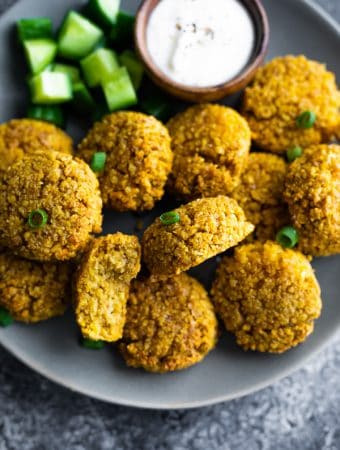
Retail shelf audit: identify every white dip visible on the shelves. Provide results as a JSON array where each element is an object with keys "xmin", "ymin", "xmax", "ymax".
[{"xmin": 146, "ymin": 0, "xmax": 255, "ymax": 87}]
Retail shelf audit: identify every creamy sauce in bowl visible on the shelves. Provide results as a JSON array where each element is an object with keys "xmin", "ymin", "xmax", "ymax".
[{"xmin": 146, "ymin": 0, "xmax": 255, "ymax": 88}]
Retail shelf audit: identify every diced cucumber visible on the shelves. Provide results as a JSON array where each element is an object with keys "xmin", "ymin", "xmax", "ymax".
[
  {"xmin": 58, "ymin": 11, "xmax": 104, "ymax": 60},
  {"xmin": 81, "ymin": 48, "xmax": 119, "ymax": 87},
  {"xmin": 27, "ymin": 104, "xmax": 65, "ymax": 128},
  {"xmin": 29, "ymin": 72, "xmax": 73, "ymax": 104},
  {"xmin": 102, "ymin": 67, "xmax": 137, "ymax": 111},
  {"xmin": 85, "ymin": 0, "xmax": 120, "ymax": 28},
  {"xmin": 109, "ymin": 11, "xmax": 135, "ymax": 47},
  {"xmin": 17, "ymin": 18, "xmax": 53, "ymax": 42},
  {"xmin": 72, "ymin": 82, "xmax": 96, "ymax": 115},
  {"xmin": 119, "ymin": 50, "xmax": 143, "ymax": 90},
  {"xmin": 53, "ymin": 63, "xmax": 80, "ymax": 83},
  {"xmin": 23, "ymin": 39, "xmax": 57, "ymax": 74}
]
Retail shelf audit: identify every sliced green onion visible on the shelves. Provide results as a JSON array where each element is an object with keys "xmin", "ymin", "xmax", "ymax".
[
  {"xmin": 27, "ymin": 209, "xmax": 49, "ymax": 228},
  {"xmin": 81, "ymin": 337, "xmax": 104, "ymax": 349},
  {"xmin": 90, "ymin": 152, "xmax": 107, "ymax": 172},
  {"xmin": 296, "ymin": 111, "xmax": 316, "ymax": 129},
  {"xmin": 276, "ymin": 226, "xmax": 299, "ymax": 249},
  {"xmin": 286, "ymin": 146, "xmax": 303, "ymax": 162},
  {"xmin": 0, "ymin": 306, "xmax": 14, "ymax": 327},
  {"xmin": 160, "ymin": 211, "xmax": 180, "ymax": 226}
]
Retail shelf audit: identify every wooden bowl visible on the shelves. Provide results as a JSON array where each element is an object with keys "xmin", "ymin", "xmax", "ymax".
[{"xmin": 134, "ymin": 0, "xmax": 270, "ymax": 102}]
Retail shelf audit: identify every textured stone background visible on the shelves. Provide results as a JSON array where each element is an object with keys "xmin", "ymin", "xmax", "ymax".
[{"xmin": 0, "ymin": 1, "xmax": 340, "ymax": 449}]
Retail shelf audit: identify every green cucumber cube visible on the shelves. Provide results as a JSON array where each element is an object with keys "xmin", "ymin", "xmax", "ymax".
[
  {"xmin": 119, "ymin": 50, "xmax": 143, "ymax": 90},
  {"xmin": 53, "ymin": 63, "xmax": 81, "ymax": 83},
  {"xmin": 81, "ymin": 48, "xmax": 120, "ymax": 87},
  {"xmin": 23, "ymin": 39, "xmax": 57, "ymax": 74},
  {"xmin": 109, "ymin": 11, "xmax": 134, "ymax": 47},
  {"xmin": 29, "ymin": 72, "xmax": 73, "ymax": 104},
  {"xmin": 102, "ymin": 67, "xmax": 137, "ymax": 111},
  {"xmin": 27, "ymin": 105, "xmax": 65, "ymax": 128},
  {"xmin": 85, "ymin": 0, "xmax": 121, "ymax": 28},
  {"xmin": 58, "ymin": 11, "xmax": 104, "ymax": 60},
  {"xmin": 17, "ymin": 18, "xmax": 53, "ymax": 42}
]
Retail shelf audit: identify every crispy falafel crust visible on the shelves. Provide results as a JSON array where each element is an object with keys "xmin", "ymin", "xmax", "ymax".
[
  {"xmin": 0, "ymin": 151, "xmax": 102, "ymax": 261},
  {"xmin": 167, "ymin": 104, "xmax": 251, "ymax": 199},
  {"xmin": 77, "ymin": 111, "xmax": 173, "ymax": 212},
  {"xmin": 241, "ymin": 55, "xmax": 340, "ymax": 153},
  {"xmin": 211, "ymin": 242, "xmax": 322, "ymax": 353},
  {"xmin": 119, "ymin": 273, "xmax": 218, "ymax": 373},
  {"xmin": 0, "ymin": 251, "xmax": 70, "ymax": 323},
  {"xmin": 0, "ymin": 119, "xmax": 73, "ymax": 172},
  {"xmin": 74, "ymin": 233, "xmax": 141, "ymax": 342},
  {"xmin": 284, "ymin": 144, "xmax": 340, "ymax": 256},
  {"xmin": 232, "ymin": 153, "xmax": 289, "ymax": 241},
  {"xmin": 142, "ymin": 196, "xmax": 254, "ymax": 277}
]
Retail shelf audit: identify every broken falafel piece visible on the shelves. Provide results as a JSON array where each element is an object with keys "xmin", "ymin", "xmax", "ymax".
[{"xmin": 74, "ymin": 233, "xmax": 141, "ymax": 342}]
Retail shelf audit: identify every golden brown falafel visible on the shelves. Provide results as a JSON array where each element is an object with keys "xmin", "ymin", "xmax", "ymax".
[
  {"xmin": 242, "ymin": 55, "xmax": 340, "ymax": 153},
  {"xmin": 0, "ymin": 151, "xmax": 102, "ymax": 261},
  {"xmin": 211, "ymin": 241, "xmax": 322, "ymax": 353},
  {"xmin": 74, "ymin": 233, "xmax": 141, "ymax": 342},
  {"xmin": 232, "ymin": 153, "xmax": 289, "ymax": 241},
  {"xmin": 166, "ymin": 104, "xmax": 251, "ymax": 200},
  {"xmin": 0, "ymin": 119, "xmax": 73, "ymax": 172},
  {"xmin": 0, "ymin": 251, "xmax": 71, "ymax": 323},
  {"xmin": 284, "ymin": 144, "xmax": 340, "ymax": 256},
  {"xmin": 119, "ymin": 273, "xmax": 218, "ymax": 373},
  {"xmin": 142, "ymin": 196, "xmax": 254, "ymax": 277},
  {"xmin": 77, "ymin": 111, "xmax": 173, "ymax": 212}
]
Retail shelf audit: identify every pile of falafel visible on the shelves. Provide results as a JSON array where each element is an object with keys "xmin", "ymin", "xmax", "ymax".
[{"xmin": 0, "ymin": 55, "xmax": 339, "ymax": 373}]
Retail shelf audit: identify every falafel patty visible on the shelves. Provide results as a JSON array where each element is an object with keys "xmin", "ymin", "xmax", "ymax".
[
  {"xmin": 211, "ymin": 241, "xmax": 322, "ymax": 353},
  {"xmin": 232, "ymin": 153, "xmax": 289, "ymax": 241},
  {"xmin": 0, "ymin": 251, "xmax": 70, "ymax": 323},
  {"xmin": 166, "ymin": 104, "xmax": 251, "ymax": 200},
  {"xmin": 119, "ymin": 273, "xmax": 218, "ymax": 373},
  {"xmin": 284, "ymin": 144, "xmax": 340, "ymax": 256},
  {"xmin": 77, "ymin": 111, "xmax": 173, "ymax": 211},
  {"xmin": 74, "ymin": 233, "xmax": 141, "ymax": 342},
  {"xmin": 142, "ymin": 196, "xmax": 254, "ymax": 277},
  {"xmin": 242, "ymin": 55, "xmax": 340, "ymax": 153},
  {"xmin": 0, "ymin": 151, "xmax": 102, "ymax": 261},
  {"xmin": 0, "ymin": 119, "xmax": 73, "ymax": 172}
]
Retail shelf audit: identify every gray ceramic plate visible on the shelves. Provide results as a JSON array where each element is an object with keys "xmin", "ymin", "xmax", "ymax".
[{"xmin": 0, "ymin": 0, "xmax": 339, "ymax": 410}]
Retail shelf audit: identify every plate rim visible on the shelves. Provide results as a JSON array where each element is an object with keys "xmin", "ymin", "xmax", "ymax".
[{"xmin": 0, "ymin": 0, "xmax": 340, "ymax": 410}]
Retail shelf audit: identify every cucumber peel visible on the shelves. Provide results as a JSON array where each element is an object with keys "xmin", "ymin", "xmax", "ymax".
[
  {"xmin": 85, "ymin": 0, "xmax": 121, "ymax": 28},
  {"xmin": 17, "ymin": 18, "xmax": 53, "ymax": 42},
  {"xmin": 27, "ymin": 104, "xmax": 65, "ymax": 128}
]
